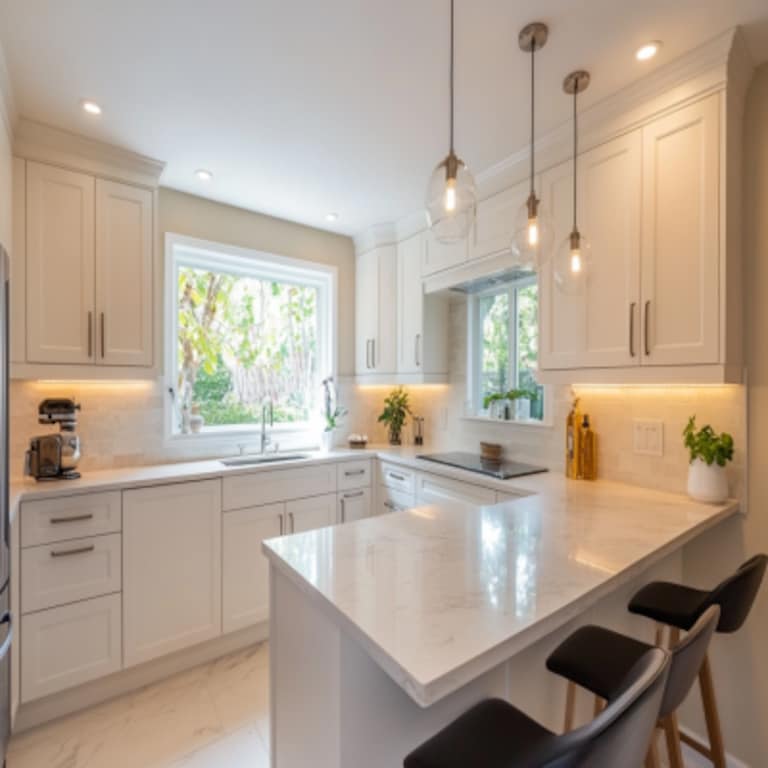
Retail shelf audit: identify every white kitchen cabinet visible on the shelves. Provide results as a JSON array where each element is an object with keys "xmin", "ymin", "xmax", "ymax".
[
  {"xmin": 378, "ymin": 485, "xmax": 415, "ymax": 516},
  {"xmin": 422, "ymin": 230, "xmax": 467, "ymax": 276},
  {"xmin": 26, "ymin": 162, "xmax": 95, "ymax": 364},
  {"xmin": 396, "ymin": 233, "xmax": 448, "ymax": 377},
  {"xmin": 123, "ymin": 479, "xmax": 222, "ymax": 667},
  {"xmin": 338, "ymin": 487, "xmax": 372, "ymax": 524},
  {"xmin": 21, "ymin": 593, "xmax": 122, "ymax": 703},
  {"xmin": 416, "ymin": 472, "xmax": 496, "ymax": 506},
  {"xmin": 355, "ymin": 244, "xmax": 397, "ymax": 377},
  {"xmin": 539, "ymin": 131, "xmax": 642, "ymax": 370},
  {"xmin": 469, "ymin": 180, "xmax": 529, "ymax": 262},
  {"xmin": 11, "ymin": 156, "xmax": 26, "ymax": 363},
  {"xmin": 286, "ymin": 493, "xmax": 337, "ymax": 534},
  {"xmin": 337, "ymin": 460, "xmax": 372, "ymax": 491},
  {"xmin": 640, "ymin": 94, "xmax": 720, "ymax": 365},
  {"xmin": 95, "ymin": 179, "xmax": 153, "ymax": 366},
  {"xmin": 223, "ymin": 504, "xmax": 283, "ymax": 633},
  {"xmin": 379, "ymin": 461, "xmax": 417, "ymax": 496}
]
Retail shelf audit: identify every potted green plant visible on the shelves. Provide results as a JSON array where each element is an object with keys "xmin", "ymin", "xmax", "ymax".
[
  {"xmin": 378, "ymin": 386, "xmax": 412, "ymax": 445},
  {"xmin": 483, "ymin": 388, "xmax": 538, "ymax": 420},
  {"xmin": 683, "ymin": 416, "xmax": 734, "ymax": 503}
]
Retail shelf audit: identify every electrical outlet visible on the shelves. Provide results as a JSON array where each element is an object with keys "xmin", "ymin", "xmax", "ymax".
[{"xmin": 633, "ymin": 419, "xmax": 664, "ymax": 456}]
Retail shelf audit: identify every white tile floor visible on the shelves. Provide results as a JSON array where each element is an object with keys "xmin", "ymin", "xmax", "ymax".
[{"xmin": 7, "ymin": 642, "xmax": 271, "ymax": 768}]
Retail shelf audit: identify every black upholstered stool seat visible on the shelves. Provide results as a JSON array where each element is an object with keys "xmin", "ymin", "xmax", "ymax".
[
  {"xmin": 628, "ymin": 582, "xmax": 710, "ymax": 631},
  {"xmin": 403, "ymin": 698, "xmax": 553, "ymax": 768},
  {"xmin": 546, "ymin": 625, "xmax": 654, "ymax": 702}
]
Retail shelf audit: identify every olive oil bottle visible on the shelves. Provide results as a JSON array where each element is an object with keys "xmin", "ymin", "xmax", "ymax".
[
  {"xmin": 579, "ymin": 414, "xmax": 598, "ymax": 481},
  {"xmin": 565, "ymin": 397, "xmax": 582, "ymax": 478}
]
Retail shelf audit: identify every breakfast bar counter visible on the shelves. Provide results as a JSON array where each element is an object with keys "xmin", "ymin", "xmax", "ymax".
[{"xmin": 262, "ymin": 475, "xmax": 739, "ymax": 768}]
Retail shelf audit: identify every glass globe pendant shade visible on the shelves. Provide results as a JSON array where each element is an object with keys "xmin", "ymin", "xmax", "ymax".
[
  {"xmin": 511, "ymin": 193, "xmax": 554, "ymax": 271},
  {"xmin": 553, "ymin": 230, "xmax": 592, "ymax": 296},
  {"xmin": 425, "ymin": 151, "xmax": 477, "ymax": 244}
]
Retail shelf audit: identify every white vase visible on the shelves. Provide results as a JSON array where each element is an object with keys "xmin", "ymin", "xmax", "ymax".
[
  {"xmin": 687, "ymin": 458, "xmax": 729, "ymax": 503},
  {"xmin": 320, "ymin": 430, "xmax": 335, "ymax": 453}
]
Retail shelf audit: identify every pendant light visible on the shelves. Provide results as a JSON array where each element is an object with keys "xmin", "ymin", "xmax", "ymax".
[
  {"xmin": 425, "ymin": 0, "xmax": 477, "ymax": 244},
  {"xmin": 511, "ymin": 22, "xmax": 553, "ymax": 271},
  {"xmin": 554, "ymin": 70, "xmax": 591, "ymax": 295}
]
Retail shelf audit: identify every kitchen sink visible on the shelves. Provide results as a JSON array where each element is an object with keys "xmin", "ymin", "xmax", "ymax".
[{"xmin": 220, "ymin": 453, "xmax": 311, "ymax": 467}]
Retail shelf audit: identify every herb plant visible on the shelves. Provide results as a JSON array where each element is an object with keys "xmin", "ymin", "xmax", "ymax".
[
  {"xmin": 683, "ymin": 416, "xmax": 734, "ymax": 467},
  {"xmin": 483, "ymin": 388, "xmax": 539, "ymax": 411},
  {"xmin": 378, "ymin": 387, "xmax": 412, "ymax": 445}
]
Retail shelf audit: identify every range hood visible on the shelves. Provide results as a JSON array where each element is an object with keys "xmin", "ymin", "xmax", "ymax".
[
  {"xmin": 449, "ymin": 266, "xmax": 535, "ymax": 294},
  {"xmin": 424, "ymin": 248, "xmax": 535, "ymax": 295}
]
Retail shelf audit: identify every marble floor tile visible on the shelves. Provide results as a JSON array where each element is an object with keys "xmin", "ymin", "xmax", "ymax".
[{"xmin": 7, "ymin": 642, "xmax": 271, "ymax": 768}]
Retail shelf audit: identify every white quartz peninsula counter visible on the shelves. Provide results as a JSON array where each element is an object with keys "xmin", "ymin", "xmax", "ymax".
[{"xmin": 262, "ymin": 475, "xmax": 738, "ymax": 768}]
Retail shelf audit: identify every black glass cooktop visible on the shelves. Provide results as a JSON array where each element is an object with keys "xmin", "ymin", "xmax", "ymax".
[{"xmin": 417, "ymin": 452, "xmax": 548, "ymax": 480}]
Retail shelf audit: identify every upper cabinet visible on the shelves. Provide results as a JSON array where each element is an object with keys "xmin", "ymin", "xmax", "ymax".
[
  {"xmin": 422, "ymin": 230, "xmax": 467, "ymax": 276},
  {"xmin": 469, "ymin": 180, "xmax": 528, "ymax": 262}
]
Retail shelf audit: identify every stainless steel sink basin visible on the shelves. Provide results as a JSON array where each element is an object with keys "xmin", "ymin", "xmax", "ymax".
[{"xmin": 220, "ymin": 453, "xmax": 310, "ymax": 467}]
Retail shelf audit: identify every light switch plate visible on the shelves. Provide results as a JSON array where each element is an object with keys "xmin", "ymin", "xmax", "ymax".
[{"xmin": 633, "ymin": 419, "xmax": 664, "ymax": 456}]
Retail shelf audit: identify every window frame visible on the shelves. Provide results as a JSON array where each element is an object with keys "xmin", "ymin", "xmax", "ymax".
[
  {"xmin": 164, "ymin": 232, "xmax": 338, "ymax": 445},
  {"xmin": 466, "ymin": 275, "xmax": 551, "ymax": 427}
]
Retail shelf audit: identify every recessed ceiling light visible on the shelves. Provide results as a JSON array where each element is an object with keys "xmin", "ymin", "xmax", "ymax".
[
  {"xmin": 325, "ymin": 212, "xmax": 339, "ymax": 222},
  {"xmin": 195, "ymin": 169, "xmax": 213, "ymax": 181},
  {"xmin": 81, "ymin": 99, "xmax": 102, "ymax": 115},
  {"xmin": 636, "ymin": 41, "xmax": 662, "ymax": 61}
]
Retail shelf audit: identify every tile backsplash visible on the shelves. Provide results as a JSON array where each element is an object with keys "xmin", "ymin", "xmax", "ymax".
[{"xmin": 10, "ymin": 295, "xmax": 746, "ymax": 499}]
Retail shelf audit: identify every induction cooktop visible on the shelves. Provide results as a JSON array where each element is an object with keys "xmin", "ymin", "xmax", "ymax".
[{"xmin": 417, "ymin": 452, "xmax": 548, "ymax": 480}]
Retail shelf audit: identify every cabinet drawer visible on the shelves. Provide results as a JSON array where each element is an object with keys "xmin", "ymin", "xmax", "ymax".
[
  {"xmin": 22, "ymin": 534, "xmax": 121, "ymax": 614},
  {"xmin": 416, "ymin": 472, "xmax": 496, "ymax": 506},
  {"xmin": 21, "ymin": 593, "xmax": 122, "ymax": 703},
  {"xmin": 337, "ymin": 460, "xmax": 372, "ymax": 491},
  {"xmin": 21, "ymin": 491, "xmax": 122, "ymax": 547},
  {"xmin": 378, "ymin": 485, "xmax": 416, "ymax": 515},
  {"xmin": 379, "ymin": 462, "xmax": 416, "ymax": 495},
  {"xmin": 223, "ymin": 464, "xmax": 337, "ymax": 511}
]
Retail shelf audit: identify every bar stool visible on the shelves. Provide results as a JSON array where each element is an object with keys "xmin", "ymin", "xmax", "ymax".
[
  {"xmin": 628, "ymin": 554, "xmax": 767, "ymax": 768},
  {"xmin": 546, "ymin": 605, "xmax": 720, "ymax": 768},
  {"xmin": 403, "ymin": 647, "xmax": 669, "ymax": 768}
]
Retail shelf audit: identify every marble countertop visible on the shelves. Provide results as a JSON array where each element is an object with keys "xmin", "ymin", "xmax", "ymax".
[{"xmin": 262, "ymin": 475, "xmax": 739, "ymax": 707}]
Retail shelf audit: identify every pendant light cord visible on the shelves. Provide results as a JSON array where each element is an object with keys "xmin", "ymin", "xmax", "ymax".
[
  {"xmin": 572, "ymin": 84, "xmax": 578, "ymax": 232},
  {"xmin": 530, "ymin": 46, "xmax": 535, "ymax": 195},
  {"xmin": 449, "ymin": 0, "xmax": 455, "ymax": 153}
]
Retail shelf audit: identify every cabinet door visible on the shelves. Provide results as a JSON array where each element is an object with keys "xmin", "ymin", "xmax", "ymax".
[
  {"xmin": 123, "ymin": 479, "xmax": 222, "ymax": 667},
  {"xmin": 26, "ymin": 162, "xmax": 95, "ymax": 364},
  {"xmin": 378, "ymin": 485, "xmax": 415, "ymax": 515},
  {"xmin": 338, "ymin": 488, "xmax": 372, "ymax": 524},
  {"xmin": 96, "ymin": 180, "xmax": 153, "ymax": 366},
  {"xmin": 422, "ymin": 230, "xmax": 467, "ymax": 276},
  {"xmin": 416, "ymin": 472, "xmax": 496, "ymax": 506},
  {"xmin": 286, "ymin": 493, "xmax": 336, "ymax": 534},
  {"xmin": 641, "ymin": 94, "xmax": 720, "ymax": 365},
  {"xmin": 11, "ymin": 157, "xmax": 26, "ymax": 363},
  {"xmin": 539, "ymin": 132, "xmax": 642, "ymax": 369},
  {"xmin": 397, "ymin": 233, "xmax": 424, "ymax": 374},
  {"xmin": 222, "ymin": 504, "xmax": 283, "ymax": 633},
  {"xmin": 355, "ymin": 248, "xmax": 378, "ymax": 374},
  {"xmin": 469, "ymin": 181, "xmax": 528, "ymax": 262}
]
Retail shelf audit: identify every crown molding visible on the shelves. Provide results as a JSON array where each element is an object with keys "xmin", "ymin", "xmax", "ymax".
[
  {"xmin": 354, "ymin": 26, "xmax": 743, "ymax": 248},
  {"xmin": 353, "ymin": 221, "xmax": 398, "ymax": 256},
  {"xmin": 0, "ymin": 39, "xmax": 17, "ymax": 141},
  {"xmin": 14, "ymin": 118, "xmax": 165, "ymax": 188}
]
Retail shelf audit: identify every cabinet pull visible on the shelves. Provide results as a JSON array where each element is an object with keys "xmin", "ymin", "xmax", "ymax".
[
  {"xmin": 340, "ymin": 497, "xmax": 346, "ymax": 523},
  {"xmin": 383, "ymin": 500, "xmax": 402, "ymax": 512},
  {"xmin": 366, "ymin": 339, "xmax": 371, "ymax": 369},
  {"xmin": 344, "ymin": 469, "xmax": 366, "ymax": 477},
  {"xmin": 415, "ymin": 333, "xmax": 421, "ymax": 367},
  {"xmin": 87, "ymin": 311, "xmax": 93, "ymax": 358},
  {"xmin": 629, "ymin": 303, "xmax": 636, "ymax": 357},
  {"xmin": 100, "ymin": 312, "xmax": 106, "ymax": 358},
  {"xmin": 644, "ymin": 301, "xmax": 651, "ymax": 356},
  {"xmin": 388, "ymin": 472, "xmax": 406, "ymax": 482},
  {"xmin": 343, "ymin": 490, "xmax": 365, "ymax": 499},
  {"xmin": 288, "ymin": 512, "xmax": 295, "ymax": 533},
  {"xmin": 371, "ymin": 339, "xmax": 376, "ymax": 369},
  {"xmin": 50, "ymin": 544, "xmax": 95, "ymax": 558},
  {"xmin": 279, "ymin": 513, "xmax": 284, "ymax": 536},
  {"xmin": 50, "ymin": 513, "xmax": 94, "ymax": 524}
]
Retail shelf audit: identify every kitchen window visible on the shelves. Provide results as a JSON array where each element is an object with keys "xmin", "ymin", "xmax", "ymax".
[
  {"xmin": 469, "ymin": 276, "xmax": 546, "ymax": 423},
  {"xmin": 165, "ymin": 234, "xmax": 336, "ymax": 441}
]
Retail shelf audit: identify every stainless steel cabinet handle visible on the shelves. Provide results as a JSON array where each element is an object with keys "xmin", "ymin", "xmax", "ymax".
[
  {"xmin": 344, "ymin": 469, "xmax": 366, "ymax": 477},
  {"xmin": 343, "ymin": 490, "xmax": 365, "ymax": 499},
  {"xmin": 365, "ymin": 339, "xmax": 371, "ymax": 369},
  {"xmin": 644, "ymin": 301, "xmax": 651, "ymax": 356},
  {"xmin": 87, "ymin": 311, "xmax": 93, "ymax": 357},
  {"xmin": 340, "ymin": 498, "xmax": 346, "ymax": 523},
  {"xmin": 288, "ymin": 512, "xmax": 295, "ymax": 533},
  {"xmin": 629, "ymin": 302, "xmax": 636, "ymax": 358},
  {"xmin": 371, "ymin": 339, "xmax": 376, "ymax": 368},
  {"xmin": 388, "ymin": 472, "xmax": 406, "ymax": 482},
  {"xmin": 50, "ymin": 513, "xmax": 94, "ymax": 524},
  {"xmin": 50, "ymin": 544, "xmax": 95, "ymax": 558},
  {"xmin": 383, "ymin": 501, "xmax": 402, "ymax": 512},
  {"xmin": 279, "ymin": 513, "xmax": 284, "ymax": 536},
  {"xmin": 415, "ymin": 334, "xmax": 421, "ymax": 367},
  {"xmin": 100, "ymin": 312, "xmax": 106, "ymax": 358}
]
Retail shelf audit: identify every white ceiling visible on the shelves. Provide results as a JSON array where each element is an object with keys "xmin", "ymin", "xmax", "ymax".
[{"xmin": 1, "ymin": 0, "xmax": 767, "ymax": 237}]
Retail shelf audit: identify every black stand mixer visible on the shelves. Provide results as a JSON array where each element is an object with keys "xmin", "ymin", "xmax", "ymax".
[{"xmin": 24, "ymin": 399, "xmax": 82, "ymax": 480}]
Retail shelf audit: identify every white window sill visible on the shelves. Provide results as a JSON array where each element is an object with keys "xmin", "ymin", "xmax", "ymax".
[{"xmin": 460, "ymin": 414, "xmax": 553, "ymax": 430}]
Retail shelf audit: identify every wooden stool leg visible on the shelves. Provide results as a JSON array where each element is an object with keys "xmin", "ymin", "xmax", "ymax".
[
  {"xmin": 654, "ymin": 622, "xmax": 665, "ymax": 647},
  {"xmin": 699, "ymin": 653, "xmax": 727, "ymax": 768},
  {"xmin": 593, "ymin": 695, "xmax": 604, "ymax": 717},
  {"xmin": 645, "ymin": 727, "xmax": 661, "ymax": 768},
  {"xmin": 564, "ymin": 681, "xmax": 576, "ymax": 732},
  {"xmin": 663, "ymin": 714, "xmax": 685, "ymax": 768}
]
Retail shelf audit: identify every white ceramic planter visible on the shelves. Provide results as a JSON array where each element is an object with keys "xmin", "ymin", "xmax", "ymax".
[
  {"xmin": 320, "ymin": 430, "xmax": 335, "ymax": 452},
  {"xmin": 687, "ymin": 458, "xmax": 729, "ymax": 503}
]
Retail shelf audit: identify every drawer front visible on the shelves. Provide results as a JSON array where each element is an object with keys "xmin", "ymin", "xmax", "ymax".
[
  {"xmin": 21, "ymin": 491, "xmax": 122, "ymax": 547},
  {"xmin": 337, "ymin": 487, "xmax": 372, "ymax": 524},
  {"xmin": 379, "ymin": 462, "xmax": 416, "ymax": 495},
  {"xmin": 22, "ymin": 534, "xmax": 122, "ymax": 614},
  {"xmin": 337, "ymin": 460, "xmax": 372, "ymax": 491},
  {"xmin": 378, "ymin": 485, "xmax": 416, "ymax": 515},
  {"xmin": 21, "ymin": 593, "xmax": 122, "ymax": 703},
  {"xmin": 417, "ymin": 472, "xmax": 496, "ymax": 506},
  {"xmin": 223, "ymin": 464, "xmax": 337, "ymax": 511}
]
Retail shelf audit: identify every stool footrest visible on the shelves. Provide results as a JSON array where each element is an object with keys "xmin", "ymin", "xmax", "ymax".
[{"xmin": 679, "ymin": 730, "xmax": 713, "ymax": 760}]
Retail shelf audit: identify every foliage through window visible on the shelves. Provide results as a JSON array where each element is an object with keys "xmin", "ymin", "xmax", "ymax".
[
  {"xmin": 474, "ymin": 277, "xmax": 544, "ymax": 421},
  {"xmin": 167, "ymin": 237, "xmax": 334, "ymax": 436}
]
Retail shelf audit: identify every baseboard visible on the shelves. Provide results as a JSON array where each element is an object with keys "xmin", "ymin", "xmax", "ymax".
[
  {"xmin": 677, "ymin": 725, "xmax": 751, "ymax": 768},
  {"xmin": 13, "ymin": 622, "xmax": 268, "ymax": 733}
]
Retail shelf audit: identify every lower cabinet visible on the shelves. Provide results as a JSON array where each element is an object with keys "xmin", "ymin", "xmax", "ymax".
[
  {"xmin": 286, "ymin": 494, "xmax": 337, "ymax": 534},
  {"xmin": 21, "ymin": 593, "xmax": 121, "ymax": 703},
  {"xmin": 123, "ymin": 479, "xmax": 222, "ymax": 668},
  {"xmin": 222, "ymin": 504, "xmax": 283, "ymax": 634},
  {"xmin": 337, "ymin": 487, "xmax": 372, "ymax": 523},
  {"xmin": 416, "ymin": 472, "xmax": 497, "ymax": 506},
  {"xmin": 378, "ymin": 485, "xmax": 415, "ymax": 515}
]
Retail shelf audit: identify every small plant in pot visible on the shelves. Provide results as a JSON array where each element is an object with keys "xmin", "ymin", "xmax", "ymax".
[
  {"xmin": 378, "ymin": 386, "xmax": 411, "ymax": 446},
  {"xmin": 683, "ymin": 416, "xmax": 734, "ymax": 503},
  {"xmin": 483, "ymin": 388, "xmax": 538, "ymax": 421}
]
